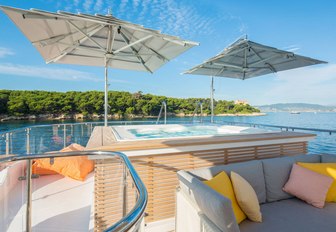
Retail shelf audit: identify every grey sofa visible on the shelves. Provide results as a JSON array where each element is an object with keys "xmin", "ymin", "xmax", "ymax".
[{"xmin": 176, "ymin": 154, "xmax": 336, "ymax": 232}]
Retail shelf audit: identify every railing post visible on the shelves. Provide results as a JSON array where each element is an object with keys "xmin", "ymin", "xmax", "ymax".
[
  {"xmin": 122, "ymin": 164, "xmax": 128, "ymax": 216},
  {"xmin": 26, "ymin": 159, "xmax": 33, "ymax": 232},
  {"xmin": 164, "ymin": 101, "xmax": 167, "ymax": 125},
  {"xmin": 10, "ymin": 133, "xmax": 13, "ymax": 154},
  {"xmin": 26, "ymin": 128, "xmax": 30, "ymax": 154},
  {"xmin": 200, "ymin": 103, "xmax": 203, "ymax": 123},
  {"xmin": 5, "ymin": 133, "xmax": 9, "ymax": 155},
  {"xmin": 63, "ymin": 124, "xmax": 66, "ymax": 148},
  {"xmin": 87, "ymin": 123, "xmax": 91, "ymax": 136}
]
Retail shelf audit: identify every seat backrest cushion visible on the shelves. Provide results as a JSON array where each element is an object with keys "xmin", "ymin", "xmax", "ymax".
[
  {"xmin": 189, "ymin": 160, "xmax": 267, "ymax": 203},
  {"xmin": 262, "ymin": 154, "xmax": 321, "ymax": 202}
]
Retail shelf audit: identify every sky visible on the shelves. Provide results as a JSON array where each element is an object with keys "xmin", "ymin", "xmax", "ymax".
[{"xmin": 0, "ymin": 0, "xmax": 335, "ymax": 105}]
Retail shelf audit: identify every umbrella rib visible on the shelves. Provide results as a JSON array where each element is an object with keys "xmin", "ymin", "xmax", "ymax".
[
  {"xmin": 46, "ymin": 24, "xmax": 105, "ymax": 63},
  {"xmin": 65, "ymin": 54, "xmax": 141, "ymax": 63},
  {"xmin": 106, "ymin": 25, "xmax": 114, "ymax": 54},
  {"xmin": 118, "ymin": 28, "xmax": 153, "ymax": 73},
  {"xmin": 32, "ymin": 24, "xmax": 99, "ymax": 47},
  {"xmin": 214, "ymin": 66, "xmax": 227, "ymax": 76},
  {"xmin": 59, "ymin": 42, "xmax": 151, "ymax": 56},
  {"xmin": 113, "ymin": 35, "xmax": 153, "ymax": 55},
  {"xmin": 248, "ymin": 54, "xmax": 280, "ymax": 67},
  {"xmin": 244, "ymin": 47, "xmax": 247, "ymax": 68},
  {"xmin": 67, "ymin": 20, "xmax": 106, "ymax": 52},
  {"xmin": 214, "ymin": 45, "xmax": 248, "ymax": 60},
  {"xmin": 105, "ymin": 25, "xmax": 114, "ymax": 66},
  {"xmin": 249, "ymin": 47, "xmax": 263, "ymax": 60},
  {"xmin": 109, "ymin": 27, "xmax": 116, "ymax": 54},
  {"xmin": 58, "ymin": 42, "xmax": 105, "ymax": 54},
  {"xmin": 265, "ymin": 62, "xmax": 277, "ymax": 73},
  {"xmin": 212, "ymin": 62, "xmax": 244, "ymax": 70},
  {"xmin": 121, "ymin": 28, "xmax": 169, "ymax": 61}
]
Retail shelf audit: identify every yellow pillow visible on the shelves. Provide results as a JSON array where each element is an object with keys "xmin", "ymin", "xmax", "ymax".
[
  {"xmin": 231, "ymin": 172, "xmax": 262, "ymax": 222},
  {"xmin": 203, "ymin": 171, "xmax": 246, "ymax": 224},
  {"xmin": 297, "ymin": 162, "xmax": 336, "ymax": 202}
]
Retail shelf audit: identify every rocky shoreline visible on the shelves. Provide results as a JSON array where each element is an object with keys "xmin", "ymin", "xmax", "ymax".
[
  {"xmin": 216, "ymin": 112, "xmax": 266, "ymax": 117},
  {"xmin": 0, "ymin": 112, "xmax": 266, "ymax": 122}
]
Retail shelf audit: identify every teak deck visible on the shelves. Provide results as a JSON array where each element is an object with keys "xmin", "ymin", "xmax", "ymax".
[{"xmin": 93, "ymin": 131, "xmax": 315, "ymax": 230}]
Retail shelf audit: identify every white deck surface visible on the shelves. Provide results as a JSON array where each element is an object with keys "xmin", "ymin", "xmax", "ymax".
[{"xmin": 1, "ymin": 162, "xmax": 94, "ymax": 232}]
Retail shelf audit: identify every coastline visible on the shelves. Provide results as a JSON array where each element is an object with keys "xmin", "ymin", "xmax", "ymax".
[
  {"xmin": 0, "ymin": 112, "xmax": 266, "ymax": 122},
  {"xmin": 215, "ymin": 112, "xmax": 266, "ymax": 117}
]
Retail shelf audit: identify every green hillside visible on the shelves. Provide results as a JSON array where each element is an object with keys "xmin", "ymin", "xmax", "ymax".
[{"xmin": 0, "ymin": 90, "xmax": 260, "ymax": 118}]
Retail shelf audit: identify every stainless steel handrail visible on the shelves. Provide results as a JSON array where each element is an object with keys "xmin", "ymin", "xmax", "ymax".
[
  {"xmin": 0, "ymin": 151, "xmax": 148, "ymax": 232},
  {"xmin": 220, "ymin": 121, "xmax": 336, "ymax": 134},
  {"xmin": 156, "ymin": 101, "xmax": 167, "ymax": 124},
  {"xmin": 191, "ymin": 102, "xmax": 203, "ymax": 123}
]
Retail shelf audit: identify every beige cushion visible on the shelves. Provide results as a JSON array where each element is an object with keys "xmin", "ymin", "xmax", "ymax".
[{"xmin": 231, "ymin": 171, "xmax": 262, "ymax": 222}]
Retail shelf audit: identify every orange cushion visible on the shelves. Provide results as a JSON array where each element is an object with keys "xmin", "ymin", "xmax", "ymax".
[
  {"xmin": 34, "ymin": 156, "xmax": 94, "ymax": 181},
  {"xmin": 32, "ymin": 143, "xmax": 94, "ymax": 181},
  {"xmin": 60, "ymin": 143, "xmax": 85, "ymax": 152},
  {"xmin": 32, "ymin": 161, "xmax": 58, "ymax": 175}
]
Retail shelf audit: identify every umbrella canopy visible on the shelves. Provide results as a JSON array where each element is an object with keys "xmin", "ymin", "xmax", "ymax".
[
  {"xmin": 183, "ymin": 38, "xmax": 327, "ymax": 122},
  {"xmin": 184, "ymin": 38, "xmax": 326, "ymax": 79},
  {"xmin": 1, "ymin": 6, "xmax": 199, "ymax": 125}
]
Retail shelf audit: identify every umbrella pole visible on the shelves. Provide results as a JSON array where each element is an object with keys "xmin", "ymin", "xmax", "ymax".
[
  {"xmin": 104, "ymin": 64, "xmax": 108, "ymax": 127},
  {"xmin": 210, "ymin": 76, "xmax": 214, "ymax": 123}
]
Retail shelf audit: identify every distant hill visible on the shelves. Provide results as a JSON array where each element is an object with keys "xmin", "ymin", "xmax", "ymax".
[{"xmin": 256, "ymin": 103, "xmax": 336, "ymax": 112}]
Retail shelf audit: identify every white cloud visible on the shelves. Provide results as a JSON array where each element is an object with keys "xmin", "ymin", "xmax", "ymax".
[
  {"xmin": 0, "ymin": 47, "xmax": 14, "ymax": 58},
  {"xmin": 260, "ymin": 64, "xmax": 336, "ymax": 105},
  {"xmin": 132, "ymin": 0, "xmax": 141, "ymax": 9},
  {"xmin": 119, "ymin": 0, "xmax": 129, "ymax": 14},
  {"xmin": 73, "ymin": 0, "xmax": 80, "ymax": 7},
  {"xmin": 94, "ymin": 0, "xmax": 104, "ymax": 12},
  {"xmin": 0, "ymin": 63, "xmax": 131, "ymax": 84},
  {"xmin": 282, "ymin": 44, "xmax": 301, "ymax": 52},
  {"xmin": 83, "ymin": 0, "xmax": 94, "ymax": 12},
  {"xmin": 0, "ymin": 63, "xmax": 101, "ymax": 82},
  {"xmin": 57, "ymin": 0, "xmax": 227, "ymax": 39}
]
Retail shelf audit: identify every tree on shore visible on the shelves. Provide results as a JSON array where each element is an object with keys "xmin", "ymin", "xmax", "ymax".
[{"xmin": 0, "ymin": 90, "xmax": 260, "ymax": 117}]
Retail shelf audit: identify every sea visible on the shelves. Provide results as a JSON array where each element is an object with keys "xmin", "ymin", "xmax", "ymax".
[{"xmin": 1, "ymin": 112, "xmax": 336, "ymax": 154}]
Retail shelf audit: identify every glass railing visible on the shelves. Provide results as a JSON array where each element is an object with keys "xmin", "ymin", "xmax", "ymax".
[
  {"xmin": 0, "ymin": 122, "xmax": 99, "ymax": 155},
  {"xmin": 1, "ymin": 120, "xmax": 336, "ymax": 155},
  {"xmin": 0, "ymin": 120, "xmax": 196, "ymax": 156},
  {"xmin": 218, "ymin": 120, "xmax": 336, "ymax": 154},
  {"xmin": 0, "ymin": 151, "xmax": 147, "ymax": 232}
]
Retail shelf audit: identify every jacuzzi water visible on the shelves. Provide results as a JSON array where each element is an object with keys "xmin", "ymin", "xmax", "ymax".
[{"xmin": 111, "ymin": 124, "xmax": 272, "ymax": 141}]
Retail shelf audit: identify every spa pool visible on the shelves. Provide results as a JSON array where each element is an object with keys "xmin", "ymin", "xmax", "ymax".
[{"xmin": 111, "ymin": 124, "xmax": 272, "ymax": 141}]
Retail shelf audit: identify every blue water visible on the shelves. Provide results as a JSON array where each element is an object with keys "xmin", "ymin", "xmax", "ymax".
[
  {"xmin": 1, "ymin": 112, "xmax": 336, "ymax": 154},
  {"xmin": 128, "ymin": 126, "xmax": 221, "ymax": 139},
  {"xmin": 127, "ymin": 124, "xmax": 266, "ymax": 139}
]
